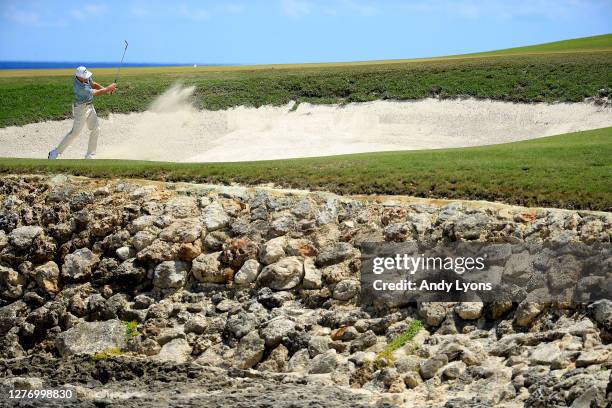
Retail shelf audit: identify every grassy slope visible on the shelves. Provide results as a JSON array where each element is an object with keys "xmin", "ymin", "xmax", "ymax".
[
  {"xmin": 464, "ymin": 33, "xmax": 612, "ymax": 56},
  {"xmin": 1, "ymin": 35, "xmax": 611, "ymax": 127},
  {"xmin": 1, "ymin": 128, "xmax": 610, "ymax": 211}
]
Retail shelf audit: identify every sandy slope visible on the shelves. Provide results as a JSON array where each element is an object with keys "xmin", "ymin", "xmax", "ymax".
[{"xmin": 0, "ymin": 85, "xmax": 610, "ymax": 162}]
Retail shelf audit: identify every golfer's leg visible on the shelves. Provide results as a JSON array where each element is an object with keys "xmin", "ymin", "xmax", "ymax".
[
  {"xmin": 85, "ymin": 106, "xmax": 100, "ymax": 156},
  {"xmin": 57, "ymin": 105, "xmax": 86, "ymax": 154}
]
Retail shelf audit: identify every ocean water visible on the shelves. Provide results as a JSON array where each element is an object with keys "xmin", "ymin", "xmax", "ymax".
[{"xmin": 0, "ymin": 61, "xmax": 223, "ymax": 70}]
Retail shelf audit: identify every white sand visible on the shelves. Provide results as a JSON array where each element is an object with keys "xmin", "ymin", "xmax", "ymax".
[{"xmin": 1, "ymin": 84, "xmax": 610, "ymax": 162}]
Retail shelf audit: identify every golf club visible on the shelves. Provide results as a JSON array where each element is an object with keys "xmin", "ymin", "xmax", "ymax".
[{"xmin": 114, "ymin": 40, "xmax": 129, "ymax": 84}]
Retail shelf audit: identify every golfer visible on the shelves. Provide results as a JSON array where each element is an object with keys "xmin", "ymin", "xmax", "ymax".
[{"xmin": 48, "ymin": 66, "xmax": 116, "ymax": 160}]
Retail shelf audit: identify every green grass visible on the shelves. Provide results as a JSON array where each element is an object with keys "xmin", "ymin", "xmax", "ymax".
[
  {"xmin": 371, "ymin": 320, "xmax": 424, "ymax": 369},
  {"xmin": 123, "ymin": 320, "xmax": 139, "ymax": 341},
  {"xmin": 1, "ymin": 48, "xmax": 611, "ymax": 127},
  {"xmin": 464, "ymin": 33, "xmax": 612, "ymax": 56},
  {"xmin": 1, "ymin": 127, "xmax": 610, "ymax": 211},
  {"xmin": 92, "ymin": 347, "xmax": 123, "ymax": 361}
]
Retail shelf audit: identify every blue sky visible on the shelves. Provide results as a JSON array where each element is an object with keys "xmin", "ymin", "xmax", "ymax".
[{"xmin": 0, "ymin": 0, "xmax": 610, "ymax": 64}]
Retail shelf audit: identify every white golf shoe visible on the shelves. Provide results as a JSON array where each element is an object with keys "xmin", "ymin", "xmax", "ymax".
[
  {"xmin": 47, "ymin": 149, "xmax": 59, "ymax": 160},
  {"xmin": 85, "ymin": 153, "xmax": 96, "ymax": 160}
]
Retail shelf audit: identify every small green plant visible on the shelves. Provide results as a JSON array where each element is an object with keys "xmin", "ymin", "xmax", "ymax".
[
  {"xmin": 92, "ymin": 347, "xmax": 123, "ymax": 361},
  {"xmin": 289, "ymin": 100, "xmax": 300, "ymax": 112},
  {"xmin": 371, "ymin": 319, "xmax": 423, "ymax": 368},
  {"xmin": 123, "ymin": 320, "xmax": 140, "ymax": 341}
]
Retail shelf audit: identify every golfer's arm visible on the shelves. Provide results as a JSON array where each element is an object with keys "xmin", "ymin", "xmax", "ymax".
[
  {"xmin": 92, "ymin": 87, "xmax": 111, "ymax": 97},
  {"xmin": 92, "ymin": 82, "xmax": 104, "ymax": 90}
]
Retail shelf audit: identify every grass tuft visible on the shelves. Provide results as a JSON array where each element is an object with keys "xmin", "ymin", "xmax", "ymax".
[
  {"xmin": 370, "ymin": 320, "xmax": 424, "ymax": 369},
  {"xmin": 123, "ymin": 320, "xmax": 140, "ymax": 341},
  {"xmin": 92, "ymin": 347, "xmax": 123, "ymax": 361}
]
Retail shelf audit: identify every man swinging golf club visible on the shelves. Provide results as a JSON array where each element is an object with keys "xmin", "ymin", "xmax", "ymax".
[{"xmin": 47, "ymin": 66, "xmax": 116, "ymax": 160}]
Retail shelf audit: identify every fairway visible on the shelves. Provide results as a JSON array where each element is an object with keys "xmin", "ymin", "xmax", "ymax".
[{"xmin": 1, "ymin": 127, "xmax": 610, "ymax": 211}]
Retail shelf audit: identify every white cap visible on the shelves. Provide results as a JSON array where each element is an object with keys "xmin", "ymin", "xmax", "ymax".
[{"xmin": 75, "ymin": 66, "xmax": 92, "ymax": 79}]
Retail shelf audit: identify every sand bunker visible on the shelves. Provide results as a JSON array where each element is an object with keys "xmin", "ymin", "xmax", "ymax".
[{"xmin": 1, "ymin": 84, "xmax": 610, "ymax": 162}]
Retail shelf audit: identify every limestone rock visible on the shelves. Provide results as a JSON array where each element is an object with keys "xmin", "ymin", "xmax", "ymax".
[
  {"xmin": 420, "ymin": 354, "xmax": 448, "ymax": 380},
  {"xmin": 55, "ymin": 320, "xmax": 127, "ymax": 356},
  {"xmin": 234, "ymin": 331, "xmax": 265, "ymax": 370},
  {"xmin": 309, "ymin": 349, "xmax": 338, "ymax": 374},
  {"xmin": 156, "ymin": 338, "xmax": 191, "ymax": 363},
  {"xmin": 260, "ymin": 318, "xmax": 296, "ymax": 348},
  {"xmin": 192, "ymin": 252, "xmax": 224, "ymax": 283},
  {"xmin": 61, "ymin": 248, "xmax": 99, "ymax": 280},
  {"xmin": 302, "ymin": 258, "xmax": 322, "ymax": 289},
  {"xmin": 32, "ymin": 261, "xmax": 60, "ymax": 294},
  {"xmin": 234, "ymin": 259, "xmax": 261, "ymax": 284},
  {"xmin": 287, "ymin": 349, "xmax": 310, "ymax": 372},
  {"xmin": 333, "ymin": 279, "xmax": 360, "ymax": 301},
  {"xmin": 202, "ymin": 202, "xmax": 230, "ymax": 231},
  {"xmin": 8, "ymin": 226, "xmax": 43, "ymax": 250},
  {"xmin": 259, "ymin": 237, "xmax": 286, "ymax": 265},
  {"xmin": 455, "ymin": 302, "xmax": 483, "ymax": 320},
  {"xmin": 257, "ymin": 257, "xmax": 304, "ymax": 290},
  {"xmin": 153, "ymin": 260, "xmax": 189, "ymax": 289},
  {"xmin": 159, "ymin": 219, "xmax": 202, "ymax": 243}
]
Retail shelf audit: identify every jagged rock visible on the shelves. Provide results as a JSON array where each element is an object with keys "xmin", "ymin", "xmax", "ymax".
[
  {"xmin": 529, "ymin": 343, "xmax": 561, "ymax": 365},
  {"xmin": 131, "ymin": 231, "xmax": 157, "ymax": 252},
  {"xmin": 350, "ymin": 331, "xmax": 377, "ymax": 353},
  {"xmin": 455, "ymin": 302, "xmax": 483, "ymax": 320},
  {"xmin": 270, "ymin": 215, "xmax": 296, "ymax": 237},
  {"xmin": 419, "ymin": 354, "xmax": 448, "ymax": 380},
  {"xmin": 308, "ymin": 336, "xmax": 330, "ymax": 357},
  {"xmin": 184, "ymin": 315, "xmax": 207, "ymax": 334},
  {"xmin": 403, "ymin": 371, "xmax": 422, "ymax": 389},
  {"xmin": 418, "ymin": 302, "xmax": 451, "ymax": 326},
  {"xmin": 159, "ymin": 219, "xmax": 202, "ymax": 243},
  {"xmin": 258, "ymin": 344, "xmax": 289, "ymax": 372},
  {"xmin": 575, "ymin": 349, "xmax": 609, "ymax": 367},
  {"xmin": 155, "ymin": 338, "xmax": 192, "ymax": 363},
  {"xmin": 226, "ymin": 312, "xmax": 257, "ymax": 339},
  {"xmin": 287, "ymin": 348, "xmax": 311, "ymax": 372},
  {"xmin": 515, "ymin": 300, "xmax": 546, "ymax": 327},
  {"xmin": 8, "ymin": 226, "xmax": 43, "ymax": 250},
  {"xmin": 257, "ymin": 257, "xmax": 304, "ymax": 290},
  {"xmin": 261, "ymin": 318, "xmax": 296, "ymax": 348},
  {"xmin": 588, "ymin": 299, "xmax": 612, "ymax": 330},
  {"xmin": 192, "ymin": 252, "xmax": 224, "ymax": 283},
  {"xmin": 315, "ymin": 242, "xmax": 356, "ymax": 267},
  {"xmin": 55, "ymin": 320, "xmax": 127, "ymax": 356},
  {"xmin": 234, "ymin": 259, "xmax": 261, "ymax": 284},
  {"xmin": 164, "ymin": 196, "xmax": 199, "ymax": 219},
  {"xmin": 302, "ymin": 258, "xmax": 322, "ymax": 289},
  {"xmin": 156, "ymin": 328, "xmax": 186, "ymax": 346},
  {"xmin": 234, "ymin": 330, "xmax": 265, "ymax": 369},
  {"xmin": 61, "ymin": 248, "xmax": 99, "ymax": 280},
  {"xmin": 259, "ymin": 237, "xmax": 286, "ymax": 265},
  {"xmin": 133, "ymin": 294, "xmax": 154, "ymax": 309},
  {"xmin": 201, "ymin": 202, "xmax": 230, "ymax": 231},
  {"xmin": 0, "ymin": 265, "xmax": 25, "ymax": 299},
  {"xmin": 0, "ymin": 300, "xmax": 27, "ymax": 335},
  {"xmin": 309, "ymin": 349, "xmax": 338, "ymax": 374},
  {"xmin": 153, "ymin": 260, "xmax": 189, "ymax": 289},
  {"xmin": 178, "ymin": 241, "xmax": 202, "ymax": 261},
  {"xmin": 115, "ymin": 246, "xmax": 135, "ymax": 261},
  {"xmin": 32, "ymin": 261, "xmax": 60, "ymax": 294},
  {"xmin": 0, "ymin": 231, "xmax": 8, "ymax": 250},
  {"xmin": 451, "ymin": 214, "xmax": 488, "ymax": 240},
  {"xmin": 333, "ymin": 279, "xmax": 360, "ymax": 301},
  {"xmin": 136, "ymin": 240, "xmax": 178, "ymax": 264},
  {"xmin": 114, "ymin": 258, "xmax": 147, "ymax": 281}
]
